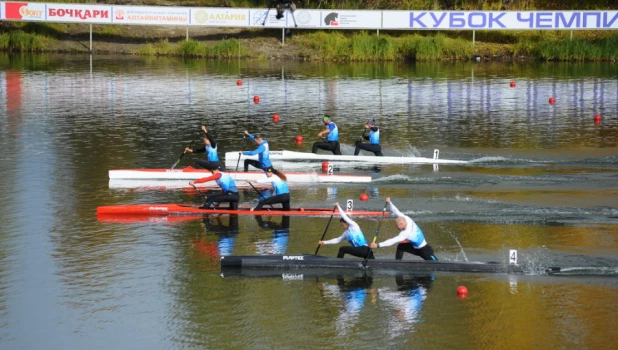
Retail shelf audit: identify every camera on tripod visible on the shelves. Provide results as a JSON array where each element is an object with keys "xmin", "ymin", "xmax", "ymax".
[
  {"xmin": 263, "ymin": 0, "xmax": 300, "ymax": 26},
  {"xmin": 273, "ymin": 0, "xmax": 296, "ymax": 19}
]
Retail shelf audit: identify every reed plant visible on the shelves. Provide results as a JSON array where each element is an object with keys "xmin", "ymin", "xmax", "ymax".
[
  {"xmin": 0, "ymin": 30, "xmax": 44, "ymax": 52},
  {"xmin": 514, "ymin": 35, "xmax": 618, "ymax": 61}
]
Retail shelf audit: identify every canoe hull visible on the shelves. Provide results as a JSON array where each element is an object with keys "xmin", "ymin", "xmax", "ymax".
[{"xmin": 220, "ymin": 255, "xmax": 525, "ymax": 274}]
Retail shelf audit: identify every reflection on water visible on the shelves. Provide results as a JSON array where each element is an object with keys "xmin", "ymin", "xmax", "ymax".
[{"xmin": 0, "ymin": 54, "xmax": 616, "ymax": 349}]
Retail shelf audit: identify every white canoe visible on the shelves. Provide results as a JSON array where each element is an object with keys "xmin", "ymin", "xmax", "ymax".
[
  {"xmin": 225, "ymin": 149, "xmax": 468, "ymax": 168},
  {"xmin": 108, "ymin": 167, "xmax": 371, "ymax": 183}
]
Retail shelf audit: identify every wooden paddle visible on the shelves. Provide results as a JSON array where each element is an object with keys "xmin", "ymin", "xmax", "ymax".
[
  {"xmin": 362, "ymin": 200, "xmax": 388, "ymax": 267},
  {"xmin": 314, "ymin": 204, "xmax": 338, "ymax": 255},
  {"xmin": 171, "ymin": 131, "xmax": 201, "ymax": 169}
]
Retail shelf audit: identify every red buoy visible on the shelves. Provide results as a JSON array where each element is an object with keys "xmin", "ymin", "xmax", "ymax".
[
  {"xmin": 457, "ymin": 286, "xmax": 468, "ymax": 298},
  {"xmin": 549, "ymin": 97, "xmax": 555, "ymax": 105},
  {"xmin": 236, "ymin": 80, "xmax": 243, "ymax": 86},
  {"xmin": 273, "ymin": 114, "xmax": 280, "ymax": 123},
  {"xmin": 359, "ymin": 193, "xmax": 369, "ymax": 201},
  {"xmin": 295, "ymin": 135, "xmax": 303, "ymax": 143},
  {"xmin": 510, "ymin": 81, "xmax": 516, "ymax": 88},
  {"xmin": 253, "ymin": 96, "xmax": 260, "ymax": 104},
  {"xmin": 594, "ymin": 114, "xmax": 601, "ymax": 123},
  {"xmin": 321, "ymin": 161, "xmax": 329, "ymax": 173}
]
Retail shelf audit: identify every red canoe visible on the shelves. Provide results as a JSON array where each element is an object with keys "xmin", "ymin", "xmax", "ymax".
[{"xmin": 96, "ymin": 204, "xmax": 388, "ymax": 217}]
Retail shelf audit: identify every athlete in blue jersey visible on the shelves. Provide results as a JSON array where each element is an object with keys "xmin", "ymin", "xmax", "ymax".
[
  {"xmin": 370, "ymin": 198, "xmax": 438, "ymax": 261},
  {"xmin": 184, "ymin": 125, "xmax": 223, "ymax": 170},
  {"xmin": 319, "ymin": 203, "xmax": 374, "ymax": 259},
  {"xmin": 248, "ymin": 168, "xmax": 290, "ymax": 211},
  {"xmin": 312, "ymin": 115, "xmax": 342, "ymax": 155},
  {"xmin": 240, "ymin": 130, "xmax": 275, "ymax": 172},
  {"xmin": 354, "ymin": 119, "xmax": 383, "ymax": 156},
  {"xmin": 190, "ymin": 164, "xmax": 240, "ymax": 210}
]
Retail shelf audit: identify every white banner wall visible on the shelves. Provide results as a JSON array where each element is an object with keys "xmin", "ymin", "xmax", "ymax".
[
  {"xmin": 46, "ymin": 3, "xmax": 112, "ymax": 23},
  {"xmin": 191, "ymin": 8, "xmax": 249, "ymax": 27},
  {"xmin": 0, "ymin": 3, "xmax": 616, "ymax": 30},
  {"xmin": 111, "ymin": 6, "xmax": 190, "ymax": 25},
  {"xmin": 320, "ymin": 10, "xmax": 382, "ymax": 29}
]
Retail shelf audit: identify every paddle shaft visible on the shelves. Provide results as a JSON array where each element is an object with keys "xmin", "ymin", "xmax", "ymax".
[
  {"xmin": 172, "ymin": 132, "xmax": 201, "ymax": 169},
  {"xmin": 191, "ymin": 183, "xmax": 205, "ymax": 196},
  {"xmin": 314, "ymin": 205, "xmax": 338, "ymax": 255},
  {"xmin": 235, "ymin": 135, "xmax": 250, "ymax": 171},
  {"xmin": 363, "ymin": 201, "xmax": 388, "ymax": 264},
  {"xmin": 247, "ymin": 181, "xmax": 266, "ymax": 201}
]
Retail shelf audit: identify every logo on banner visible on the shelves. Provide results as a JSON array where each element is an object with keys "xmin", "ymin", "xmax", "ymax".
[
  {"xmin": 253, "ymin": 11, "xmax": 268, "ymax": 25},
  {"xmin": 324, "ymin": 12, "xmax": 339, "ymax": 26},
  {"xmin": 296, "ymin": 11, "xmax": 311, "ymax": 25},
  {"xmin": 195, "ymin": 10, "xmax": 247, "ymax": 24},
  {"xmin": 115, "ymin": 10, "xmax": 125, "ymax": 20},
  {"xmin": 195, "ymin": 10, "xmax": 209, "ymax": 23},
  {"xmin": 5, "ymin": 2, "xmax": 44, "ymax": 20}
]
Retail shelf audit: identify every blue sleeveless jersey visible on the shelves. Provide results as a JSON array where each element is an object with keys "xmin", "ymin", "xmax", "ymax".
[
  {"xmin": 271, "ymin": 177, "xmax": 289, "ymax": 195},
  {"xmin": 244, "ymin": 135, "xmax": 272, "ymax": 168},
  {"xmin": 217, "ymin": 172, "xmax": 238, "ymax": 193},
  {"xmin": 345, "ymin": 227, "xmax": 368, "ymax": 247},
  {"xmin": 206, "ymin": 144, "xmax": 219, "ymax": 162},
  {"xmin": 368, "ymin": 129, "xmax": 380, "ymax": 144},
  {"xmin": 327, "ymin": 122, "xmax": 339, "ymax": 142}
]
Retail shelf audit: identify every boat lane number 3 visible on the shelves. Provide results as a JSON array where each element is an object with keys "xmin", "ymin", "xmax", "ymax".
[{"xmin": 346, "ymin": 199, "xmax": 353, "ymax": 211}]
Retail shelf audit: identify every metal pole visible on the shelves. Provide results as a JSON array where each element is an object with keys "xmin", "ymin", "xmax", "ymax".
[
  {"xmin": 282, "ymin": 28, "xmax": 285, "ymax": 45},
  {"xmin": 89, "ymin": 24, "xmax": 92, "ymax": 52},
  {"xmin": 377, "ymin": 29, "xmax": 379, "ymax": 36},
  {"xmin": 186, "ymin": 26, "xmax": 189, "ymax": 41},
  {"xmin": 570, "ymin": 30, "xmax": 573, "ymax": 40},
  {"xmin": 472, "ymin": 30, "xmax": 475, "ymax": 46}
]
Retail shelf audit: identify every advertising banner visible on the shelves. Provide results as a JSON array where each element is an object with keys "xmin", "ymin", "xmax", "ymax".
[
  {"xmin": 320, "ymin": 10, "xmax": 381, "ymax": 29},
  {"xmin": 248, "ymin": 8, "xmax": 286, "ymax": 28},
  {"xmin": 191, "ymin": 7, "xmax": 249, "ymax": 27},
  {"xmin": 47, "ymin": 3, "xmax": 111, "ymax": 23},
  {"xmin": 3, "ymin": 2, "xmax": 45, "ymax": 21},
  {"xmin": 112, "ymin": 6, "xmax": 189, "ymax": 25},
  {"xmin": 383, "ymin": 11, "xmax": 618, "ymax": 30}
]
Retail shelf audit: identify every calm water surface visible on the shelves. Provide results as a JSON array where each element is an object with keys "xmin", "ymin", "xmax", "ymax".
[{"xmin": 0, "ymin": 54, "xmax": 617, "ymax": 349}]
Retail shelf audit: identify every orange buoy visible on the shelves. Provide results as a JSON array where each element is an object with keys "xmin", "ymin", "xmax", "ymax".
[
  {"xmin": 359, "ymin": 193, "xmax": 369, "ymax": 201},
  {"xmin": 594, "ymin": 114, "xmax": 601, "ymax": 123},
  {"xmin": 273, "ymin": 114, "xmax": 280, "ymax": 123},
  {"xmin": 295, "ymin": 135, "xmax": 303, "ymax": 143},
  {"xmin": 236, "ymin": 80, "xmax": 243, "ymax": 86},
  {"xmin": 457, "ymin": 286, "xmax": 468, "ymax": 298},
  {"xmin": 253, "ymin": 96, "xmax": 260, "ymax": 104},
  {"xmin": 549, "ymin": 97, "xmax": 555, "ymax": 105},
  {"xmin": 321, "ymin": 161, "xmax": 329, "ymax": 173},
  {"xmin": 510, "ymin": 81, "xmax": 516, "ymax": 88}
]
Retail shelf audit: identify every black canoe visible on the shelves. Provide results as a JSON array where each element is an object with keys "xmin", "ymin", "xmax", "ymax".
[{"xmin": 220, "ymin": 254, "xmax": 527, "ymax": 274}]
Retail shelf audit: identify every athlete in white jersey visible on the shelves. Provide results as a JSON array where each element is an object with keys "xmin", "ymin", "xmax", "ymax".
[
  {"xmin": 319, "ymin": 203, "xmax": 374, "ymax": 259},
  {"xmin": 370, "ymin": 198, "xmax": 438, "ymax": 261}
]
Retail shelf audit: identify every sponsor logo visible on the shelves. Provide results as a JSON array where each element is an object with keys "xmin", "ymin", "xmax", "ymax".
[
  {"xmin": 269, "ymin": 151, "xmax": 283, "ymax": 155},
  {"xmin": 282, "ymin": 255, "xmax": 304, "ymax": 260},
  {"xmin": 296, "ymin": 11, "xmax": 312, "ymax": 25},
  {"xmin": 324, "ymin": 12, "xmax": 339, "ymax": 26},
  {"xmin": 195, "ymin": 10, "xmax": 247, "ymax": 24},
  {"xmin": 5, "ymin": 3, "xmax": 43, "ymax": 20},
  {"xmin": 282, "ymin": 273, "xmax": 304, "ymax": 280},
  {"xmin": 148, "ymin": 207, "xmax": 169, "ymax": 211},
  {"xmin": 165, "ymin": 169, "xmax": 183, "ymax": 172},
  {"xmin": 115, "ymin": 10, "xmax": 124, "ymax": 20},
  {"xmin": 252, "ymin": 10, "xmax": 268, "ymax": 25},
  {"xmin": 48, "ymin": 8, "xmax": 110, "ymax": 20}
]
